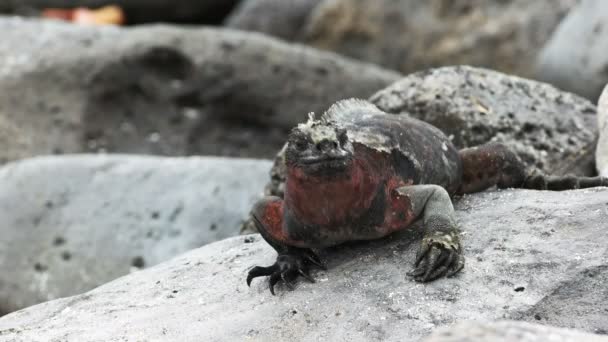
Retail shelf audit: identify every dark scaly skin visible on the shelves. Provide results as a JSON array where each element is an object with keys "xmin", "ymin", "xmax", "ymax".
[{"xmin": 247, "ymin": 99, "xmax": 608, "ymax": 294}]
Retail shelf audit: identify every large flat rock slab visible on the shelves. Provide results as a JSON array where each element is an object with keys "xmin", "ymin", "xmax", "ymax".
[
  {"xmin": 424, "ymin": 321, "xmax": 608, "ymax": 342},
  {"xmin": 1, "ymin": 188, "xmax": 606, "ymax": 340},
  {"xmin": 0, "ymin": 155, "xmax": 271, "ymax": 314}
]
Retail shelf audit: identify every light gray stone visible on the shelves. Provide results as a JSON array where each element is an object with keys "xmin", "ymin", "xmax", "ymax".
[
  {"xmin": 597, "ymin": 85, "xmax": 608, "ymax": 176},
  {"xmin": 1, "ymin": 188, "xmax": 607, "ymax": 340},
  {"xmin": 0, "ymin": 18, "xmax": 399, "ymax": 163},
  {"xmin": 0, "ymin": 155, "xmax": 271, "ymax": 314},
  {"xmin": 424, "ymin": 321, "xmax": 608, "ymax": 342},
  {"xmin": 535, "ymin": 0, "xmax": 608, "ymax": 101}
]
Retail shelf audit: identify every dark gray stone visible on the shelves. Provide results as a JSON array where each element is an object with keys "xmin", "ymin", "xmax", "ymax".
[
  {"xmin": 226, "ymin": 0, "xmax": 322, "ymax": 41},
  {"xmin": 371, "ymin": 66, "xmax": 598, "ymax": 176},
  {"xmin": 535, "ymin": 0, "xmax": 608, "ymax": 101},
  {"xmin": 0, "ymin": 155, "xmax": 271, "ymax": 314},
  {"xmin": 1, "ymin": 0, "xmax": 239, "ymax": 24},
  {"xmin": 424, "ymin": 321, "xmax": 608, "ymax": 342},
  {"xmin": 0, "ymin": 18, "xmax": 399, "ymax": 164},
  {"xmin": 0, "ymin": 188, "xmax": 607, "ymax": 340}
]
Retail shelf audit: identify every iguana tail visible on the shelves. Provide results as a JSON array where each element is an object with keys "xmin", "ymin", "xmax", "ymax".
[
  {"xmin": 458, "ymin": 142, "xmax": 608, "ymax": 194},
  {"xmin": 521, "ymin": 172, "xmax": 608, "ymax": 191}
]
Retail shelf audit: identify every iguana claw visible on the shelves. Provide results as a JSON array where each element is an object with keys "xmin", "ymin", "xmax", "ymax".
[
  {"xmin": 247, "ymin": 249, "xmax": 323, "ymax": 295},
  {"xmin": 407, "ymin": 232, "xmax": 464, "ymax": 282}
]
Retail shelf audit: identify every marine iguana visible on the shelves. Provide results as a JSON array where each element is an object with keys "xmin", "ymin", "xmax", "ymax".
[{"xmin": 247, "ymin": 99, "xmax": 608, "ymax": 294}]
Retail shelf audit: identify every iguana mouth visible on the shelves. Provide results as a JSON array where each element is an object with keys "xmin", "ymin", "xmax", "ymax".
[
  {"xmin": 299, "ymin": 155, "xmax": 349, "ymax": 165},
  {"xmin": 298, "ymin": 157, "xmax": 352, "ymax": 178}
]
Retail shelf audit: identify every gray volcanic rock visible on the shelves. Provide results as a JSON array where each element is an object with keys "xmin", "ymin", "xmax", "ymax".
[
  {"xmin": 228, "ymin": 0, "xmax": 577, "ymax": 77},
  {"xmin": 0, "ymin": 18, "xmax": 399, "ymax": 164},
  {"xmin": 596, "ymin": 85, "xmax": 608, "ymax": 177},
  {"xmin": 0, "ymin": 155, "xmax": 271, "ymax": 314},
  {"xmin": 535, "ymin": 0, "xmax": 608, "ymax": 101},
  {"xmin": 371, "ymin": 66, "xmax": 598, "ymax": 176},
  {"xmin": 0, "ymin": 188, "xmax": 607, "ymax": 340},
  {"xmin": 226, "ymin": 0, "xmax": 322, "ymax": 41},
  {"xmin": 1, "ymin": 0, "xmax": 239, "ymax": 24},
  {"xmin": 424, "ymin": 321, "xmax": 608, "ymax": 342}
]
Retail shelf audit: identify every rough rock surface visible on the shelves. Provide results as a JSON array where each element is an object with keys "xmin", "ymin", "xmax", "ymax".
[
  {"xmin": 535, "ymin": 0, "xmax": 608, "ymax": 101},
  {"xmin": 0, "ymin": 155, "xmax": 271, "ymax": 314},
  {"xmin": 228, "ymin": 0, "xmax": 577, "ymax": 77},
  {"xmin": 0, "ymin": 18, "xmax": 399, "ymax": 164},
  {"xmin": 226, "ymin": 0, "xmax": 322, "ymax": 41},
  {"xmin": 598, "ymin": 85, "xmax": 608, "ymax": 176},
  {"xmin": 424, "ymin": 321, "xmax": 608, "ymax": 342},
  {"xmin": 1, "ymin": 188, "xmax": 607, "ymax": 341},
  {"xmin": 0, "ymin": 0, "xmax": 239, "ymax": 24},
  {"xmin": 371, "ymin": 66, "xmax": 598, "ymax": 176}
]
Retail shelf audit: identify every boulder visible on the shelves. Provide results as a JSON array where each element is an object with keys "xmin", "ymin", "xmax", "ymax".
[
  {"xmin": 0, "ymin": 18, "xmax": 399, "ymax": 164},
  {"xmin": 1, "ymin": 0, "xmax": 240, "ymax": 24},
  {"xmin": 225, "ymin": 0, "xmax": 322, "ymax": 41},
  {"xmin": 227, "ymin": 0, "xmax": 577, "ymax": 77},
  {"xmin": 424, "ymin": 321, "xmax": 608, "ymax": 342},
  {"xmin": 1, "ymin": 188, "xmax": 607, "ymax": 340},
  {"xmin": 371, "ymin": 66, "xmax": 598, "ymax": 176},
  {"xmin": 0, "ymin": 155, "xmax": 271, "ymax": 314},
  {"xmin": 535, "ymin": 0, "xmax": 608, "ymax": 101},
  {"xmin": 598, "ymin": 85, "xmax": 608, "ymax": 176}
]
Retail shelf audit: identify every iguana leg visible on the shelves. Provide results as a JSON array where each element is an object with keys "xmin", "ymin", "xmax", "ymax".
[
  {"xmin": 458, "ymin": 143, "xmax": 527, "ymax": 194},
  {"xmin": 246, "ymin": 196, "xmax": 325, "ymax": 295},
  {"xmin": 458, "ymin": 142, "xmax": 608, "ymax": 193},
  {"xmin": 393, "ymin": 185, "xmax": 464, "ymax": 282}
]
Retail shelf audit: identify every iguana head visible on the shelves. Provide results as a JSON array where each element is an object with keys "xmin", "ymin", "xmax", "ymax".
[{"xmin": 284, "ymin": 113, "xmax": 354, "ymax": 178}]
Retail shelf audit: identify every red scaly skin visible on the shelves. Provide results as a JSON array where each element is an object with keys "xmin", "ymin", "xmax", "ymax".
[
  {"xmin": 257, "ymin": 145, "xmax": 418, "ymax": 247},
  {"xmin": 285, "ymin": 158, "xmax": 377, "ymax": 227},
  {"xmin": 255, "ymin": 199, "xmax": 289, "ymax": 244}
]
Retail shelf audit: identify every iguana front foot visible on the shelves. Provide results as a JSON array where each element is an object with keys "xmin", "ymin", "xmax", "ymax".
[
  {"xmin": 247, "ymin": 248, "xmax": 325, "ymax": 295},
  {"xmin": 407, "ymin": 232, "xmax": 464, "ymax": 282}
]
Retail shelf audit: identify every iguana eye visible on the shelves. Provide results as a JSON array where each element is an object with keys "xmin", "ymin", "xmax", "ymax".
[{"xmin": 294, "ymin": 139, "xmax": 308, "ymax": 151}]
